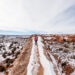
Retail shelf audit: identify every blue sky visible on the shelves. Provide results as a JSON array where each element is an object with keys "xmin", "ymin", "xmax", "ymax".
[{"xmin": 0, "ymin": 0, "xmax": 75, "ymax": 35}]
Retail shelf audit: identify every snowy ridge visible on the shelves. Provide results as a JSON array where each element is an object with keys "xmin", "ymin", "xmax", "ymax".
[
  {"xmin": 38, "ymin": 37, "xmax": 56, "ymax": 75},
  {"xmin": 27, "ymin": 38, "xmax": 39, "ymax": 75}
]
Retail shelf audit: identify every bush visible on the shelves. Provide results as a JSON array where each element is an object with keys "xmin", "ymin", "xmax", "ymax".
[
  {"xmin": 15, "ymin": 51, "xmax": 20, "ymax": 58},
  {"xmin": 8, "ymin": 53, "xmax": 11, "ymax": 56},
  {"xmin": 13, "ymin": 41, "xmax": 18, "ymax": 44},
  {"xmin": 0, "ymin": 45, "xmax": 3, "ymax": 48},
  {"xmin": 0, "ymin": 66, "xmax": 6, "ymax": 72},
  {"xmin": 2, "ymin": 52, "xmax": 7, "ymax": 58},
  {"xmin": 3, "ymin": 47, "xmax": 6, "ymax": 50},
  {"xmin": 64, "ymin": 44, "xmax": 69, "ymax": 48},
  {"xmin": 9, "ymin": 42, "xmax": 13, "ymax": 49},
  {"xmin": 63, "ymin": 49, "xmax": 69, "ymax": 53},
  {"xmin": 12, "ymin": 47, "xmax": 16, "ymax": 54},
  {"xmin": 59, "ymin": 48, "xmax": 63, "ymax": 51},
  {"xmin": 71, "ymin": 55, "xmax": 75, "ymax": 59},
  {"xmin": 6, "ymin": 58, "xmax": 14, "ymax": 67},
  {"xmin": 61, "ymin": 62, "xmax": 67, "ymax": 67}
]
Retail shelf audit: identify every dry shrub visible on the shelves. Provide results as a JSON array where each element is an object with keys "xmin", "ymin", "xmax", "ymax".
[
  {"xmin": 64, "ymin": 44, "xmax": 69, "ymax": 48},
  {"xmin": 71, "ymin": 55, "xmax": 75, "ymax": 59},
  {"xmin": 63, "ymin": 49, "xmax": 69, "ymax": 53},
  {"xmin": 59, "ymin": 48, "xmax": 63, "ymax": 51},
  {"xmin": 63, "ymin": 64, "xmax": 74, "ymax": 75},
  {"xmin": 0, "ymin": 65, "xmax": 6, "ymax": 72}
]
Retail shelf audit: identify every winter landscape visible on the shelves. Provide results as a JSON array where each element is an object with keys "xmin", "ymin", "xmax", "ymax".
[
  {"xmin": 0, "ymin": 34, "xmax": 75, "ymax": 75},
  {"xmin": 0, "ymin": 0, "xmax": 75, "ymax": 75}
]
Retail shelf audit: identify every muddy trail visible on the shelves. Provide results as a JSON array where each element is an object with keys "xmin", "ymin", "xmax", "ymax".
[{"xmin": 0, "ymin": 36, "xmax": 62, "ymax": 75}]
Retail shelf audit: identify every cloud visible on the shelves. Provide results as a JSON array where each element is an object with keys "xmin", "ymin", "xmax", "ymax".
[
  {"xmin": 0, "ymin": 0, "xmax": 75, "ymax": 34},
  {"xmin": 45, "ymin": 4, "xmax": 75, "ymax": 33}
]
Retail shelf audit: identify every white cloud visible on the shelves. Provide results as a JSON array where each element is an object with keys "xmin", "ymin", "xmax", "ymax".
[{"xmin": 0, "ymin": 0, "xmax": 75, "ymax": 34}]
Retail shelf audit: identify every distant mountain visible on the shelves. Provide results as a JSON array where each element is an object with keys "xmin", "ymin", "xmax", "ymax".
[
  {"xmin": 0, "ymin": 30, "xmax": 46, "ymax": 35},
  {"xmin": 0, "ymin": 30, "xmax": 27, "ymax": 35}
]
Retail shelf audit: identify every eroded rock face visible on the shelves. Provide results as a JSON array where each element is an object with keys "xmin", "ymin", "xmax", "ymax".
[{"xmin": 43, "ymin": 34, "xmax": 75, "ymax": 42}]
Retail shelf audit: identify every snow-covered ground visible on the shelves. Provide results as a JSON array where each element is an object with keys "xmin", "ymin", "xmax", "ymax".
[
  {"xmin": 38, "ymin": 37, "xmax": 56, "ymax": 75},
  {"xmin": 27, "ymin": 36, "xmax": 57, "ymax": 75},
  {"xmin": 44, "ymin": 35, "xmax": 75, "ymax": 75},
  {"xmin": 0, "ymin": 35, "xmax": 75, "ymax": 75},
  {"xmin": 0, "ymin": 35, "xmax": 28, "ymax": 74},
  {"xmin": 0, "ymin": 72, "xmax": 5, "ymax": 75},
  {"xmin": 27, "ymin": 38, "xmax": 40, "ymax": 75},
  {"xmin": 49, "ymin": 53, "xmax": 61, "ymax": 75}
]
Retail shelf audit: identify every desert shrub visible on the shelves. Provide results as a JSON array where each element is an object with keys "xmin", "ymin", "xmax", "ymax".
[
  {"xmin": 12, "ymin": 47, "xmax": 16, "ymax": 54},
  {"xmin": 6, "ymin": 58, "xmax": 14, "ymax": 67},
  {"xmin": 13, "ymin": 41, "xmax": 18, "ymax": 44},
  {"xmin": 9, "ymin": 42, "xmax": 13, "ymax": 49},
  {"xmin": 0, "ymin": 49, "xmax": 1, "ymax": 51},
  {"xmin": 7, "ymin": 53, "xmax": 11, "ymax": 56},
  {"xmin": 15, "ymin": 51, "xmax": 20, "ymax": 58},
  {"xmin": 2, "ymin": 52, "xmax": 7, "ymax": 58},
  {"xmin": 0, "ymin": 45, "xmax": 3, "ymax": 48},
  {"xmin": 71, "ymin": 55, "xmax": 75, "ymax": 59},
  {"xmin": 73, "ymin": 46, "xmax": 75, "ymax": 49},
  {"xmin": 0, "ymin": 66, "xmax": 6, "ymax": 72},
  {"xmin": 63, "ymin": 39, "xmax": 66, "ymax": 42},
  {"xmin": 3, "ymin": 47, "xmax": 6, "ymax": 50},
  {"xmin": 47, "ymin": 45, "xmax": 50, "ymax": 49},
  {"xmin": 61, "ymin": 62, "xmax": 67, "ymax": 67},
  {"xmin": 59, "ymin": 48, "xmax": 63, "ymax": 51},
  {"xmin": 49, "ymin": 42, "xmax": 53, "ymax": 45},
  {"xmin": 6, "ymin": 58, "xmax": 10, "ymax": 63},
  {"xmin": 63, "ymin": 49, "xmax": 69, "ymax": 53},
  {"xmin": 17, "ymin": 46, "xmax": 19, "ymax": 49},
  {"xmin": 64, "ymin": 64, "xmax": 74, "ymax": 75},
  {"xmin": 64, "ymin": 44, "xmax": 69, "ymax": 48}
]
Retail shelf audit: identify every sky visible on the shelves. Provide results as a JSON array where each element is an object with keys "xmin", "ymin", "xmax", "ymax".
[{"xmin": 0, "ymin": 0, "xmax": 75, "ymax": 35}]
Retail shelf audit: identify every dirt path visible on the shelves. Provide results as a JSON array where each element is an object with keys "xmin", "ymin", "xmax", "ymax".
[
  {"xmin": 31, "ymin": 46, "xmax": 43, "ymax": 75},
  {"xmin": 27, "ymin": 38, "xmax": 43, "ymax": 75},
  {"xmin": 32, "ymin": 46, "xmax": 43, "ymax": 75}
]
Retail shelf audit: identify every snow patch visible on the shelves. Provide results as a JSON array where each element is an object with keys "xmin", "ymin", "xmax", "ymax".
[
  {"xmin": 71, "ymin": 71, "xmax": 75, "ymax": 75},
  {"xmin": 0, "ymin": 55, "xmax": 5, "ymax": 63},
  {"xmin": 27, "ymin": 38, "xmax": 39, "ymax": 75},
  {"xmin": 38, "ymin": 37, "xmax": 56, "ymax": 75},
  {"xmin": 0, "ymin": 72, "xmax": 5, "ymax": 75},
  {"xmin": 49, "ymin": 53, "xmax": 61, "ymax": 75}
]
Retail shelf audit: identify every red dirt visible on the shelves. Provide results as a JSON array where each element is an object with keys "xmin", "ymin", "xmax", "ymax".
[{"xmin": 37, "ymin": 63, "xmax": 43, "ymax": 75}]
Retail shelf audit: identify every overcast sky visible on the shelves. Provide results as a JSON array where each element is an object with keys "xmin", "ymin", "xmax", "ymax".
[{"xmin": 0, "ymin": 0, "xmax": 75, "ymax": 34}]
